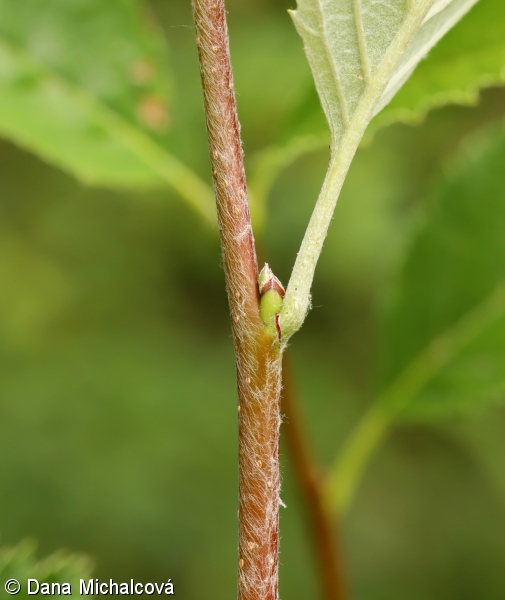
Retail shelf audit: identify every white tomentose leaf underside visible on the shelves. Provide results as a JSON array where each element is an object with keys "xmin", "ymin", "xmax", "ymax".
[
  {"xmin": 290, "ymin": 0, "xmax": 480, "ymax": 149},
  {"xmin": 281, "ymin": 0, "xmax": 480, "ymax": 341}
]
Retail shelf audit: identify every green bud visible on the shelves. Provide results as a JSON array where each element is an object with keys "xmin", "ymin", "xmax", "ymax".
[
  {"xmin": 258, "ymin": 264, "xmax": 285, "ymax": 337},
  {"xmin": 260, "ymin": 288, "xmax": 284, "ymax": 327}
]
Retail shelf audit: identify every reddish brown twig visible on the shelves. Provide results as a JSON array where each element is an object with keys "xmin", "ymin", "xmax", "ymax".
[
  {"xmin": 282, "ymin": 357, "xmax": 348, "ymax": 600},
  {"xmin": 192, "ymin": 2, "xmax": 283, "ymax": 599}
]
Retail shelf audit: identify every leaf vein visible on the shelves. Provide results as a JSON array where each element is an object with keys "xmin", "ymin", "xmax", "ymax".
[
  {"xmin": 353, "ymin": 0, "xmax": 372, "ymax": 80},
  {"xmin": 314, "ymin": 0, "xmax": 350, "ymax": 128}
]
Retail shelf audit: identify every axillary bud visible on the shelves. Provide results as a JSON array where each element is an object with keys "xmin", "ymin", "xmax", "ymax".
[{"xmin": 258, "ymin": 264, "xmax": 285, "ymax": 331}]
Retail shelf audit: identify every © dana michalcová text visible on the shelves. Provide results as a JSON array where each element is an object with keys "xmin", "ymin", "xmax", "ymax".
[{"xmin": 24, "ymin": 578, "xmax": 175, "ymax": 595}]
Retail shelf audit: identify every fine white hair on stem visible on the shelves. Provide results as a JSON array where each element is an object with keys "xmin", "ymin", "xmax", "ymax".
[
  {"xmin": 237, "ymin": 351, "xmax": 282, "ymax": 600},
  {"xmin": 193, "ymin": 1, "xmax": 283, "ymax": 598}
]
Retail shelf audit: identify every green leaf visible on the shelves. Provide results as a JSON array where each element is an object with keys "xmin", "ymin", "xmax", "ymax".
[
  {"xmin": 369, "ymin": 0, "xmax": 505, "ymax": 136},
  {"xmin": 0, "ymin": 0, "xmax": 215, "ymax": 222},
  {"xmin": 264, "ymin": 0, "xmax": 504, "ymax": 204},
  {"xmin": 380, "ymin": 126, "xmax": 505, "ymax": 420},
  {"xmin": 0, "ymin": 540, "xmax": 92, "ymax": 599},
  {"xmin": 326, "ymin": 125, "xmax": 505, "ymax": 516},
  {"xmin": 290, "ymin": 0, "xmax": 479, "ymax": 152}
]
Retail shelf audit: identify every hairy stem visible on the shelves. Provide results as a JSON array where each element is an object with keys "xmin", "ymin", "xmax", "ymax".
[
  {"xmin": 192, "ymin": 2, "xmax": 282, "ymax": 599},
  {"xmin": 282, "ymin": 357, "xmax": 347, "ymax": 600}
]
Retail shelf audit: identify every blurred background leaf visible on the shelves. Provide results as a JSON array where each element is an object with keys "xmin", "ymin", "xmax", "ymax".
[
  {"xmin": 328, "ymin": 120, "xmax": 505, "ymax": 517},
  {"xmin": 0, "ymin": 540, "xmax": 92, "ymax": 599},
  {"xmin": 379, "ymin": 124, "xmax": 505, "ymax": 421},
  {"xmin": 0, "ymin": 0, "xmax": 215, "ymax": 220}
]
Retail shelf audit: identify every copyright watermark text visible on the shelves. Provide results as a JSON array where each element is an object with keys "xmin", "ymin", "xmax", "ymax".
[
  {"xmin": 4, "ymin": 579, "xmax": 21, "ymax": 595},
  {"xmin": 4, "ymin": 578, "xmax": 175, "ymax": 596}
]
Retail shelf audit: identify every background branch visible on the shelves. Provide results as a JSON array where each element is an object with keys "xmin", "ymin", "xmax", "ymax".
[{"xmin": 282, "ymin": 356, "xmax": 348, "ymax": 600}]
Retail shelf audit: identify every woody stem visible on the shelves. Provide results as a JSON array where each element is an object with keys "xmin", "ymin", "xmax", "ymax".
[{"xmin": 192, "ymin": 1, "xmax": 282, "ymax": 599}]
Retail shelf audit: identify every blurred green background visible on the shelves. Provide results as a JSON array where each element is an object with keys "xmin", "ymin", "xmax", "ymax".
[{"xmin": 1, "ymin": 0, "xmax": 505, "ymax": 598}]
